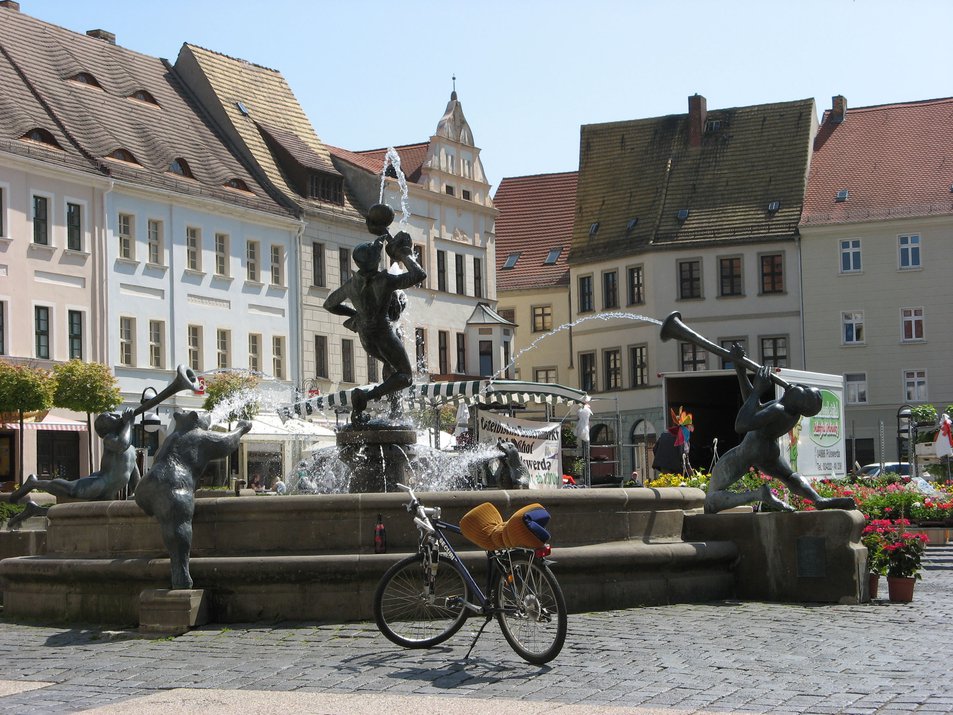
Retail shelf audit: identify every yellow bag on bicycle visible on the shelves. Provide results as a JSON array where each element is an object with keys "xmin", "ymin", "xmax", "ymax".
[
  {"xmin": 459, "ymin": 502, "xmax": 506, "ymax": 551},
  {"xmin": 460, "ymin": 502, "xmax": 551, "ymax": 551}
]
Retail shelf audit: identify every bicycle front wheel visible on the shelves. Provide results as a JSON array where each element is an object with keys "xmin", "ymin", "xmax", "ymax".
[
  {"xmin": 495, "ymin": 554, "xmax": 567, "ymax": 664},
  {"xmin": 374, "ymin": 552, "xmax": 470, "ymax": 649}
]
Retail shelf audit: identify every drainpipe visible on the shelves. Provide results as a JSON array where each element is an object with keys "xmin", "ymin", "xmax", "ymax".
[
  {"xmin": 796, "ymin": 233, "xmax": 806, "ymax": 368},
  {"xmin": 293, "ymin": 218, "xmax": 306, "ymax": 388}
]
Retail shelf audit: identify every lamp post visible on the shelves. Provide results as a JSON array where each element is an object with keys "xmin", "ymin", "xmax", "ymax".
[
  {"xmin": 897, "ymin": 404, "xmax": 912, "ymax": 466},
  {"xmin": 139, "ymin": 386, "xmax": 161, "ymax": 476}
]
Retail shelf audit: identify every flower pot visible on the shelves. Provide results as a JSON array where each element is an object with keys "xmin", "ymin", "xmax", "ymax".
[
  {"xmin": 887, "ymin": 576, "xmax": 916, "ymax": 603},
  {"xmin": 868, "ymin": 573, "xmax": 880, "ymax": 599}
]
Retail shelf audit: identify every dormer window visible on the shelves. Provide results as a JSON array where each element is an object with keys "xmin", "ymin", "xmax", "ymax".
[
  {"xmin": 588, "ymin": 222, "xmax": 600, "ymax": 237},
  {"xmin": 835, "ymin": 189, "xmax": 849, "ymax": 202},
  {"xmin": 767, "ymin": 200, "xmax": 781, "ymax": 214},
  {"xmin": 128, "ymin": 89, "xmax": 158, "ymax": 105},
  {"xmin": 169, "ymin": 158, "xmax": 194, "ymax": 178},
  {"xmin": 676, "ymin": 209, "xmax": 690, "ymax": 223},
  {"xmin": 704, "ymin": 119, "xmax": 722, "ymax": 133},
  {"xmin": 309, "ymin": 172, "xmax": 344, "ymax": 205},
  {"xmin": 544, "ymin": 247, "xmax": 562, "ymax": 265},
  {"xmin": 502, "ymin": 252, "xmax": 520, "ymax": 270},
  {"xmin": 20, "ymin": 128, "xmax": 61, "ymax": 149},
  {"xmin": 224, "ymin": 178, "xmax": 252, "ymax": 192},
  {"xmin": 68, "ymin": 72, "xmax": 102, "ymax": 88},
  {"xmin": 107, "ymin": 148, "xmax": 139, "ymax": 164},
  {"xmin": 385, "ymin": 164, "xmax": 398, "ymax": 179}
]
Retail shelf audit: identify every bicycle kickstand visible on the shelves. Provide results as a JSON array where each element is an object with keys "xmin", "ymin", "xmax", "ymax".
[{"xmin": 463, "ymin": 615, "xmax": 494, "ymax": 660}]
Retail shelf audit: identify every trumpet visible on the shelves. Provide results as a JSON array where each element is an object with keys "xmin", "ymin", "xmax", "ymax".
[
  {"xmin": 133, "ymin": 364, "xmax": 203, "ymax": 417},
  {"xmin": 660, "ymin": 311, "xmax": 791, "ymax": 390}
]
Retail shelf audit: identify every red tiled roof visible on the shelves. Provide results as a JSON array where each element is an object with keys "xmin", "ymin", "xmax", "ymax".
[
  {"xmin": 802, "ymin": 97, "xmax": 953, "ymax": 225},
  {"xmin": 493, "ymin": 172, "xmax": 577, "ymax": 291},
  {"xmin": 327, "ymin": 142, "xmax": 429, "ymax": 183}
]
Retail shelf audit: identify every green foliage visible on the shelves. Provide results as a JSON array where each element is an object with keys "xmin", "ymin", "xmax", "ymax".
[
  {"xmin": 561, "ymin": 423, "xmax": 577, "ymax": 449},
  {"xmin": 0, "ymin": 501, "xmax": 25, "ymax": 524},
  {"xmin": 202, "ymin": 371, "xmax": 261, "ymax": 422},
  {"xmin": 52, "ymin": 360, "xmax": 121, "ymax": 415},
  {"xmin": 910, "ymin": 404, "xmax": 938, "ymax": 425},
  {"xmin": 0, "ymin": 361, "xmax": 54, "ymax": 415}
]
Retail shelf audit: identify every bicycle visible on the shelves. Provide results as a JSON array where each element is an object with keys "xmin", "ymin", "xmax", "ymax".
[{"xmin": 373, "ymin": 483, "xmax": 567, "ymax": 665}]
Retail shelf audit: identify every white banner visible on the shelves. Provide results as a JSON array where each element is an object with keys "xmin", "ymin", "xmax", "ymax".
[{"xmin": 477, "ymin": 413, "xmax": 562, "ymax": 489}]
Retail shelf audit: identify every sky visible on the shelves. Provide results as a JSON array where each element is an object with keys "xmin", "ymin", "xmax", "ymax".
[{"xmin": 22, "ymin": 0, "xmax": 953, "ymax": 190}]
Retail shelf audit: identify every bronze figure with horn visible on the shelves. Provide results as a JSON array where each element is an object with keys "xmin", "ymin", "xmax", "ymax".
[
  {"xmin": 660, "ymin": 312, "xmax": 855, "ymax": 514},
  {"xmin": 8, "ymin": 365, "xmax": 202, "ymax": 519}
]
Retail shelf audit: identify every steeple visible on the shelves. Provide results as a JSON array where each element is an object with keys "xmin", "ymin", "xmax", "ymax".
[{"xmin": 435, "ymin": 79, "xmax": 474, "ymax": 146}]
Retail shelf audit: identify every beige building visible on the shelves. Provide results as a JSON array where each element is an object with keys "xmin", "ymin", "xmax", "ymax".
[{"xmin": 801, "ymin": 96, "xmax": 953, "ymax": 466}]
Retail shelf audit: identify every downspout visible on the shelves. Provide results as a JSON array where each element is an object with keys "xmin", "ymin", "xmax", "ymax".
[
  {"xmin": 91, "ymin": 179, "xmax": 114, "ymax": 473},
  {"xmin": 796, "ymin": 233, "xmax": 806, "ymax": 369},
  {"xmin": 293, "ymin": 217, "xmax": 306, "ymax": 388}
]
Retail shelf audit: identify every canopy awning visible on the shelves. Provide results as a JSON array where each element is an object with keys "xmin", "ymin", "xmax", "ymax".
[
  {"xmin": 279, "ymin": 380, "xmax": 589, "ymax": 418},
  {"xmin": 0, "ymin": 414, "xmax": 87, "ymax": 431}
]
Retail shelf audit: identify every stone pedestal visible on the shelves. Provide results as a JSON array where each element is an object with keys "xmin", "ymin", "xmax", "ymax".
[
  {"xmin": 139, "ymin": 589, "xmax": 209, "ymax": 635},
  {"xmin": 337, "ymin": 424, "xmax": 417, "ymax": 493}
]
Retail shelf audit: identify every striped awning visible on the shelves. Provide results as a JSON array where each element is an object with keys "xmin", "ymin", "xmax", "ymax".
[
  {"xmin": 278, "ymin": 380, "xmax": 588, "ymax": 419},
  {"xmin": 0, "ymin": 414, "xmax": 87, "ymax": 431}
]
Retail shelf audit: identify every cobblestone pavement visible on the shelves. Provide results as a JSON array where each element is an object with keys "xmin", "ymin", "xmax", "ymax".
[{"xmin": 0, "ymin": 548, "xmax": 951, "ymax": 714}]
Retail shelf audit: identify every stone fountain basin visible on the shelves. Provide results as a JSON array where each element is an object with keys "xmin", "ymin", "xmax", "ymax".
[{"xmin": 0, "ymin": 488, "xmax": 739, "ymax": 625}]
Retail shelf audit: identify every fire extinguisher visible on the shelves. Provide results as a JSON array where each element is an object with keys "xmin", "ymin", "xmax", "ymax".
[{"xmin": 374, "ymin": 513, "xmax": 387, "ymax": 554}]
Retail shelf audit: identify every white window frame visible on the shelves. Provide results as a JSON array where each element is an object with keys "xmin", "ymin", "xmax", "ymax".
[
  {"xmin": 901, "ymin": 307, "xmax": 924, "ymax": 343},
  {"xmin": 119, "ymin": 316, "xmax": 135, "ymax": 367},
  {"xmin": 842, "ymin": 311, "xmax": 865, "ymax": 345},
  {"xmin": 147, "ymin": 219, "xmax": 163, "ymax": 266},
  {"xmin": 118, "ymin": 212, "xmax": 135, "ymax": 260},
  {"xmin": 187, "ymin": 324, "xmax": 203, "ymax": 371},
  {"xmin": 898, "ymin": 233, "xmax": 921, "ymax": 270},
  {"xmin": 903, "ymin": 369, "xmax": 927, "ymax": 403},
  {"xmin": 214, "ymin": 233, "xmax": 229, "ymax": 277},
  {"xmin": 248, "ymin": 333, "xmax": 261, "ymax": 373},
  {"xmin": 839, "ymin": 238, "xmax": 862, "ymax": 274},
  {"xmin": 272, "ymin": 335, "xmax": 285, "ymax": 380},
  {"xmin": 216, "ymin": 328, "xmax": 231, "ymax": 369},
  {"xmin": 64, "ymin": 198, "xmax": 86, "ymax": 252},
  {"xmin": 247, "ymin": 240, "xmax": 260, "ymax": 282},
  {"xmin": 270, "ymin": 244, "xmax": 284, "ymax": 286},
  {"xmin": 845, "ymin": 373, "xmax": 868, "ymax": 404},
  {"xmin": 32, "ymin": 192, "xmax": 52, "ymax": 246},
  {"xmin": 148, "ymin": 319, "xmax": 165, "ymax": 369},
  {"xmin": 186, "ymin": 226, "xmax": 202, "ymax": 272}
]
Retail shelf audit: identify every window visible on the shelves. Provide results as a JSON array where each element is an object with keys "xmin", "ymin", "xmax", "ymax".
[
  {"xmin": 760, "ymin": 254, "xmax": 784, "ymax": 294},
  {"xmin": 532, "ymin": 305, "xmax": 553, "ymax": 333},
  {"xmin": 843, "ymin": 311, "xmax": 865, "ymax": 345},
  {"xmin": 186, "ymin": 227, "xmax": 201, "ymax": 272},
  {"xmin": 579, "ymin": 352, "xmax": 596, "ymax": 392},
  {"xmin": 338, "ymin": 247, "xmax": 351, "ymax": 286},
  {"xmin": 149, "ymin": 320, "xmax": 165, "ymax": 369},
  {"xmin": 415, "ymin": 328, "xmax": 427, "ymax": 372},
  {"xmin": 216, "ymin": 329, "xmax": 231, "ymax": 369},
  {"xmin": 246, "ymin": 240, "xmax": 260, "ymax": 282},
  {"xmin": 845, "ymin": 373, "xmax": 868, "ymax": 404},
  {"xmin": 66, "ymin": 202, "xmax": 82, "ymax": 251},
  {"xmin": 214, "ymin": 233, "xmax": 229, "ymax": 277},
  {"xmin": 462, "ymin": 189, "xmax": 472, "ymax": 201},
  {"xmin": 473, "ymin": 257, "xmax": 483, "ymax": 298},
  {"xmin": 901, "ymin": 307, "xmax": 924, "ymax": 342},
  {"xmin": 719, "ymin": 338, "xmax": 747, "ymax": 369},
  {"xmin": 498, "ymin": 308, "xmax": 516, "ymax": 323},
  {"xmin": 578, "ymin": 275, "xmax": 594, "ymax": 313},
  {"xmin": 535, "ymin": 368, "xmax": 557, "ymax": 384},
  {"xmin": 455, "ymin": 254, "xmax": 465, "ymax": 295},
  {"xmin": 456, "ymin": 333, "xmax": 466, "ymax": 374},
  {"xmin": 169, "ymin": 158, "xmax": 194, "ymax": 178},
  {"xmin": 602, "ymin": 270, "xmax": 618, "ymax": 309},
  {"xmin": 719, "ymin": 256, "xmax": 743, "ymax": 296},
  {"xmin": 67, "ymin": 310, "xmax": 82, "ymax": 360},
  {"xmin": 248, "ymin": 333, "xmax": 261, "ymax": 373},
  {"xmin": 312, "ymin": 242, "xmax": 326, "ymax": 287},
  {"xmin": 119, "ymin": 316, "xmax": 135, "ymax": 366},
  {"xmin": 761, "ymin": 336, "xmax": 788, "ymax": 367},
  {"xmin": 502, "ymin": 252, "xmax": 520, "ymax": 270},
  {"xmin": 270, "ymin": 245, "xmax": 284, "ymax": 286},
  {"xmin": 840, "ymin": 239, "xmax": 861, "ymax": 273},
  {"xmin": 904, "ymin": 369, "xmax": 927, "ymax": 402},
  {"xmin": 34, "ymin": 306, "xmax": 50, "ymax": 359},
  {"xmin": 367, "ymin": 354, "xmax": 379, "ymax": 383},
  {"xmin": 342, "ymin": 339, "xmax": 354, "ymax": 382},
  {"xmin": 438, "ymin": 331, "xmax": 449, "ymax": 374},
  {"xmin": 315, "ymin": 335, "xmax": 328, "ymax": 378},
  {"xmin": 272, "ymin": 336, "xmax": 285, "ymax": 380},
  {"xmin": 630, "ymin": 344, "xmax": 648, "ymax": 387},
  {"xmin": 445, "ymin": 154, "xmax": 455, "ymax": 173},
  {"xmin": 545, "ymin": 248, "xmax": 562, "ymax": 265},
  {"xmin": 309, "ymin": 173, "xmax": 344, "ymax": 204},
  {"xmin": 680, "ymin": 343, "xmax": 707, "ymax": 371},
  {"xmin": 187, "ymin": 325, "xmax": 202, "ymax": 371},
  {"xmin": 413, "ymin": 244, "xmax": 426, "ymax": 274},
  {"xmin": 33, "ymin": 195, "xmax": 49, "ymax": 245},
  {"xmin": 462, "ymin": 158, "xmax": 472, "ymax": 178},
  {"xmin": 678, "ymin": 260, "xmax": 702, "ymax": 299},
  {"xmin": 898, "ymin": 234, "xmax": 921, "ymax": 269},
  {"xmin": 118, "ymin": 213, "xmax": 134, "ymax": 259},
  {"xmin": 627, "ymin": 266, "xmax": 645, "ymax": 305},
  {"xmin": 445, "ymin": 185, "xmax": 455, "ymax": 197},
  {"xmin": 147, "ymin": 220, "xmax": 163, "ymax": 265},
  {"xmin": 479, "ymin": 340, "xmax": 493, "ymax": 376},
  {"xmin": 604, "ymin": 349, "xmax": 622, "ymax": 391},
  {"xmin": 437, "ymin": 250, "xmax": 447, "ymax": 291}
]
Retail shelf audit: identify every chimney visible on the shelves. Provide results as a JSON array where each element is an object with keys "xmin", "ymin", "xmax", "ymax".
[
  {"xmin": 0, "ymin": 1, "xmax": 21, "ymax": 11},
  {"xmin": 86, "ymin": 29, "xmax": 116, "ymax": 44},
  {"xmin": 688, "ymin": 94, "xmax": 707, "ymax": 147},
  {"xmin": 830, "ymin": 95, "xmax": 847, "ymax": 124}
]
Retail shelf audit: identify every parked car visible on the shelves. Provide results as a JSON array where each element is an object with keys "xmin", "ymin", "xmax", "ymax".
[{"xmin": 859, "ymin": 462, "xmax": 910, "ymax": 478}]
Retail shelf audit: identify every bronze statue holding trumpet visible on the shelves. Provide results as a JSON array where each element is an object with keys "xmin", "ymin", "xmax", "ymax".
[{"xmin": 661, "ymin": 312, "xmax": 856, "ymax": 514}]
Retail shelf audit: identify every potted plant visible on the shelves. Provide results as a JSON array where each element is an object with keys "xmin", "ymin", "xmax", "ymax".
[
  {"xmin": 861, "ymin": 520, "xmax": 889, "ymax": 598},
  {"xmin": 880, "ymin": 518, "xmax": 928, "ymax": 602}
]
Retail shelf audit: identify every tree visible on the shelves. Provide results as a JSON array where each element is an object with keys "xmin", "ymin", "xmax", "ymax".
[
  {"xmin": 52, "ymin": 360, "xmax": 122, "ymax": 468},
  {"xmin": 0, "ymin": 361, "xmax": 55, "ymax": 484}
]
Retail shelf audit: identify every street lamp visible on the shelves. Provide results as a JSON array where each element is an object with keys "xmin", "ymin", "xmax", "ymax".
[
  {"xmin": 140, "ymin": 386, "xmax": 162, "ymax": 434},
  {"xmin": 897, "ymin": 404, "xmax": 912, "ymax": 465}
]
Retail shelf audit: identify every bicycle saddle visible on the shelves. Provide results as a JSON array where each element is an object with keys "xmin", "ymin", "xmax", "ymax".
[{"xmin": 460, "ymin": 502, "xmax": 551, "ymax": 551}]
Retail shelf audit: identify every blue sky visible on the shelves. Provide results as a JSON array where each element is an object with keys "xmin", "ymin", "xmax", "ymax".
[{"xmin": 26, "ymin": 0, "xmax": 953, "ymax": 189}]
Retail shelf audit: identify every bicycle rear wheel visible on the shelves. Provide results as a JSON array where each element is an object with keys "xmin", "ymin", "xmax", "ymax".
[
  {"xmin": 495, "ymin": 554, "xmax": 567, "ymax": 664},
  {"xmin": 374, "ymin": 552, "xmax": 470, "ymax": 649}
]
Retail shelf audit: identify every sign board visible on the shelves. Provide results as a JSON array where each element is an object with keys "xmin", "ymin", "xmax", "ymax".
[{"xmin": 477, "ymin": 412, "xmax": 562, "ymax": 489}]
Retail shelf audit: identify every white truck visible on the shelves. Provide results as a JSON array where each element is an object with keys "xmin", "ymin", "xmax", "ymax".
[{"xmin": 660, "ymin": 368, "xmax": 847, "ymax": 479}]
